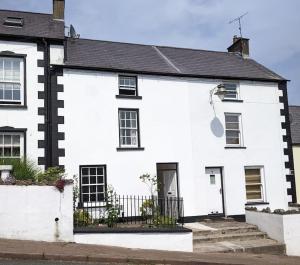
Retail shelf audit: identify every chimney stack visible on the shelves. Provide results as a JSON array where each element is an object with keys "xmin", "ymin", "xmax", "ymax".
[
  {"xmin": 227, "ymin": 35, "xmax": 249, "ymax": 57},
  {"xmin": 53, "ymin": 0, "xmax": 65, "ymax": 20}
]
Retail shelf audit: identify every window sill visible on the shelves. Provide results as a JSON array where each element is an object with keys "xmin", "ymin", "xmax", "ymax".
[
  {"xmin": 225, "ymin": 146, "xmax": 247, "ymax": 149},
  {"xmin": 245, "ymin": 202, "xmax": 269, "ymax": 206},
  {"xmin": 116, "ymin": 147, "xmax": 145, "ymax": 151},
  {"xmin": 116, "ymin": 95, "xmax": 142, "ymax": 100},
  {"xmin": 0, "ymin": 104, "xmax": 27, "ymax": 109},
  {"xmin": 222, "ymin": 99, "xmax": 243, "ymax": 103}
]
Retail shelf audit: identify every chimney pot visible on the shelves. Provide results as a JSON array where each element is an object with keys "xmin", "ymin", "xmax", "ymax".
[
  {"xmin": 53, "ymin": 0, "xmax": 65, "ymax": 20},
  {"xmin": 227, "ymin": 36, "xmax": 250, "ymax": 57}
]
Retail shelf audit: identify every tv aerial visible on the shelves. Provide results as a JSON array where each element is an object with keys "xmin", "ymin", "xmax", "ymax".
[
  {"xmin": 229, "ymin": 12, "xmax": 248, "ymax": 38},
  {"xmin": 68, "ymin": 24, "xmax": 80, "ymax": 39}
]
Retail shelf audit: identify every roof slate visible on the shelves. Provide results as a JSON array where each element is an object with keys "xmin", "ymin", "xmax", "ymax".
[
  {"xmin": 0, "ymin": 10, "xmax": 64, "ymax": 40},
  {"xmin": 0, "ymin": 9, "xmax": 285, "ymax": 81},
  {"xmin": 289, "ymin": 106, "xmax": 300, "ymax": 144},
  {"xmin": 64, "ymin": 38, "xmax": 285, "ymax": 81}
]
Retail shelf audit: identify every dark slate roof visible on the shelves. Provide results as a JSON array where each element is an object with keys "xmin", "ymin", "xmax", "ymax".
[
  {"xmin": 289, "ymin": 106, "xmax": 300, "ymax": 144},
  {"xmin": 0, "ymin": 10, "xmax": 64, "ymax": 40},
  {"xmin": 65, "ymin": 38, "xmax": 285, "ymax": 81}
]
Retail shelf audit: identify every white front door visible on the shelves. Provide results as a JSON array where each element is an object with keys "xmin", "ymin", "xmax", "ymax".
[
  {"xmin": 163, "ymin": 170, "xmax": 178, "ymax": 197},
  {"xmin": 205, "ymin": 167, "xmax": 223, "ymax": 215}
]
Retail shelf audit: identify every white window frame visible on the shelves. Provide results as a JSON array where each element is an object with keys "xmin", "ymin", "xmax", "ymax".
[
  {"xmin": 118, "ymin": 75, "xmax": 137, "ymax": 96},
  {"xmin": 223, "ymin": 82, "xmax": 240, "ymax": 100},
  {"xmin": 244, "ymin": 166, "xmax": 266, "ymax": 202},
  {"xmin": 225, "ymin": 113, "xmax": 243, "ymax": 146},
  {"xmin": 0, "ymin": 56, "xmax": 25, "ymax": 105},
  {"xmin": 118, "ymin": 109, "xmax": 139, "ymax": 148},
  {"xmin": 0, "ymin": 132, "xmax": 24, "ymax": 159},
  {"xmin": 80, "ymin": 165, "xmax": 107, "ymax": 204}
]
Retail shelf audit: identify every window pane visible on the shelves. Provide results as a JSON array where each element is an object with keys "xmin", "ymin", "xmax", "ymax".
[
  {"xmin": 4, "ymin": 135, "xmax": 11, "ymax": 145},
  {"xmin": 12, "ymin": 147, "xmax": 20, "ymax": 157},
  {"xmin": 82, "ymin": 168, "xmax": 89, "ymax": 175},
  {"xmin": 225, "ymin": 115, "xmax": 239, "ymax": 123},
  {"xmin": 4, "ymin": 89, "xmax": 12, "ymax": 100},
  {"xmin": 226, "ymin": 130, "xmax": 239, "ymax": 138},
  {"xmin": 13, "ymin": 89, "xmax": 20, "ymax": 100},
  {"xmin": 90, "ymin": 185, "xmax": 96, "ymax": 193},
  {"xmin": 97, "ymin": 175, "xmax": 104, "ymax": 184},
  {"xmin": 97, "ymin": 167, "xmax": 103, "ymax": 175},
  {"xmin": 90, "ymin": 168, "xmax": 96, "ymax": 175},
  {"xmin": 97, "ymin": 185, "xmax": 104, "ymax": 193},
  {"xmin": 12, "ymin": 59, "xmax": 20, "ymax": 82},
  {"xmin": 82, "ymin": 186, "xmax": 89, "ymax": 193},
  {"xmin": 226, "ymin": 123, "xmax": 239, "ymax": 130},
  {"xmin": 0, "ymin": 148, "xmax": 3, "ymax": 157},
  {"xmin": 82, "ymin": 177, "xmax": 89, "ymax": 184},
  {"xmin": 90, "ymin": 176, "xmax": 96, "ymax": 184},
  {"xmin": 97, "ymin": 193, "xmax": 104, "ymax": 201},
  {"xmin": 82, "ymin": 194, "xmax": 89, "ymax": 202},
  {"xmin": 0, "ymin": 88, "xmax": 3, "ymax": 100},
  {"xmin": 226, "ymin": 137, "xmax": 239, "ymax": 145},
  {"xmin": 90, "ymin": 194, "xmax": 96, "ymax": 202},
  {"xmin": 4, "ymin": 147, "xmax": 11, "ymax": 156},
  {"xmin": 0, "ymin": 135, "xmax": 3, "ymax": 144},
  {"xmin": 4, "ymin": 59, "xmax": 12, "ymax": 81}
]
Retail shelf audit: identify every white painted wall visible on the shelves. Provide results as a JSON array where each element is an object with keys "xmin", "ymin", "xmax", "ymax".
[
  {"xmin": 50, "ymin": 45, "xmax": 64, "ymax": 65},
  {"xmin": 74, "ymin": 232, "xmax": 193, "ymax": 252},
  {"xmin": 0, "ymin": 185, "xmax": 74, "ymax": 242},
  {"xmin": 246, "ymin": 210, "xmax": 300, "ymax": 256},
  {"xmin": 0, "ymin": 40, "xmax": 44, "ymax": 167},
  {"xmin": 61, "ymin": 70, "xmax": 289, "ymax": 217}
]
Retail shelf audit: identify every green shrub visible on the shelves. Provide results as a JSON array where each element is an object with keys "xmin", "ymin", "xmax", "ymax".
[
  {"xmin": 73, "ymin": 209, "xmax": 92, "ymax": 226},
  {"xmin": 36, "ymin": 167, "xmax": 65, "ymax": 182},
  {"xmin": 0, "ymin": 158, "xmax": 40, "ymax": 181},
  {"xmin": 153, "ymin": 215, "xmax": 176, "ymax": 227}
]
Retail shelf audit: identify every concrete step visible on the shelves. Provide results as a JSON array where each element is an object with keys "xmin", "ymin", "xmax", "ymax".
[
  {"xmin": 193, "ymin": 238, "xmax": 285, "ymax": 255},
  {"xmin": 193, "ymin": 231, "xmax": 267, "ymax": 243},
  {"xmin": 193, "ymin": 225, "xmax": 258, "ymax": 237}
]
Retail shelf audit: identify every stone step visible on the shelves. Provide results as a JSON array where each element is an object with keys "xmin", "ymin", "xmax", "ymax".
[
  {"xmin": 193, "ymin": 239, "xmax": 285, "ymax": 255},
  {"xmin": 193, "ymin": 231, "xmax": 267, "ymax": 243},
  {"xmin": 193, "ymin": 225, "xmax": 258, "ymax": 237}
]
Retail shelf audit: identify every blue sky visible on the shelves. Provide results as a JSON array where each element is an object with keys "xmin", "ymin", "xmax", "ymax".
[{"xmin": 1, "ymin": 0, "xmax": 299, "ymax": 105}]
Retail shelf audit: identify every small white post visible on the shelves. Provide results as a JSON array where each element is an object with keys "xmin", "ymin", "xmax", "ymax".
[{"xmin": 0, "ymin": 165, "xmax": 13, "ymax": 182}]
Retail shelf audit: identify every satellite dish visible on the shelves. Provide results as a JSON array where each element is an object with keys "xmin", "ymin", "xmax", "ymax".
[{"xmin": 69, "ymin": 24, "xmax": 79, "ymax": 38}]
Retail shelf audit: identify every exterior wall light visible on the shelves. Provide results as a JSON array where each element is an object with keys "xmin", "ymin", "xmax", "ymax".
[{"xmin": 209, "ymin": 83, "xmax": 226, "ymax": 105}]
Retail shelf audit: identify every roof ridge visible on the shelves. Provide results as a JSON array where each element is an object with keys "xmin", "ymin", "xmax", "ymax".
[
  {"xmin": 68, "ymin": 37, "xmax": 232, "ymax": 55},
  {"xmin": 0, "ymin": 9, "xmax": 51, "ymax": 16},
  {"xmin": 152, "ymin": 46, "xmax": 181, "ymax": 73}
]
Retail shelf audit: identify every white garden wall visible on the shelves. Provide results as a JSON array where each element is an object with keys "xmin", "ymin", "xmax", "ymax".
[
  {"xmin": 74, "ymin": 231, "xmax": 193, "ymax": 252},
  {"xmin": 0, "ymin": 185, "xmax": 73, "ymax": 242},
  {"xmin": 246, "ymin": 210, "xmax": 300, "ymax": 256}
]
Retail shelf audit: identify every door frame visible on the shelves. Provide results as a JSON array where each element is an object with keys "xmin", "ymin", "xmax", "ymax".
[
  {"xmin": 205, "ymin": 166, "xmax": 225, "ymax": 216},
  {"xmin": 156, "ymin": 162, "xmax": 180, "ymax": 198}
]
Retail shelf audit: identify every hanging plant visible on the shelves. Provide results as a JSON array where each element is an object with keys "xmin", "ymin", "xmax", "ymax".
[{"xmin": 55, "ymin": 178, "xmax": 66, "ymax": 192}]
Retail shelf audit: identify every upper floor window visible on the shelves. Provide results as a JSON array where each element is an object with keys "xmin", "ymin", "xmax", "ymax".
[
  {"xmin": 0, "ymin": 56, "xmax": 25, "ymax": 105},
  {"xmin": 118, "ymin": 109, "xmax": 140, "ymax": 148},
  {"xmin": 223, "ymin": 83, "xmax": 239, "ymax": 100},
  {"xmin": 225, "ymin": 113, "xmax": 242, "ymax": 146},
  {"xmin": 119, "ymin": 75, "xmax": 137, "ymax": 96},
  {"xmin": 0, "ymin": 132, "xmax": 24, "ymax": 159}
]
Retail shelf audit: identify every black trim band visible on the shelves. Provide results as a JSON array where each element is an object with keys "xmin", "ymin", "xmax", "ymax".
[{"xmin": 278, "ymin": 81, "xmax": 297, "ymax": 203}]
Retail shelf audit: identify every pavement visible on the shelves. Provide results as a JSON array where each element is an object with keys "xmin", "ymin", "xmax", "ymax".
[{"xmin": 0, "ymin": 238, "xmax": 300, "ymax": 265}]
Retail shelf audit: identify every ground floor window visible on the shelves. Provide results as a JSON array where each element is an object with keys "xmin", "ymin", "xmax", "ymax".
[
  {"xmin": 80, "ymin": 165, "xmax": 107, "ymax": 203},
  {"xmin": 244, "ymin": 167, "xmax": 265, "ymax": 202},
  {"xmin": 0, "ymin": 131, "xmax": 25, "ymax": 159}
]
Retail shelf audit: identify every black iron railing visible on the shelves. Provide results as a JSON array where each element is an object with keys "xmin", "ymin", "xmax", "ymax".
[{"xmin": 74, "ymin": 195, "xmax": 184, "ymax": 228}]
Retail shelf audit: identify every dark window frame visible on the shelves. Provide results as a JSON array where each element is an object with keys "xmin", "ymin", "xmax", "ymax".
[
  {"xmin": 116, "ymin": 75, "xmax": 142, "ymax": 99},
  {"xmin": 79, "ymin": 164, "xmax": 107, "ymax": 205},
  {"xmin": 117, "ymin": 108, "xmax": 144, "ymax": 151},
  {"xmin": 0, "ymin": 126, "xmax": 27, "ymax": 160},
  {"xmin": 0, "ymin": 52, "xmax": 27, "ymax": 108}
]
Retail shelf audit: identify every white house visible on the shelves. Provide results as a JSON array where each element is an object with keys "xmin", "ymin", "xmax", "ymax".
[{"xmin": 0, "ymin": 0, "xmax": 296, "ymax": 221}]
